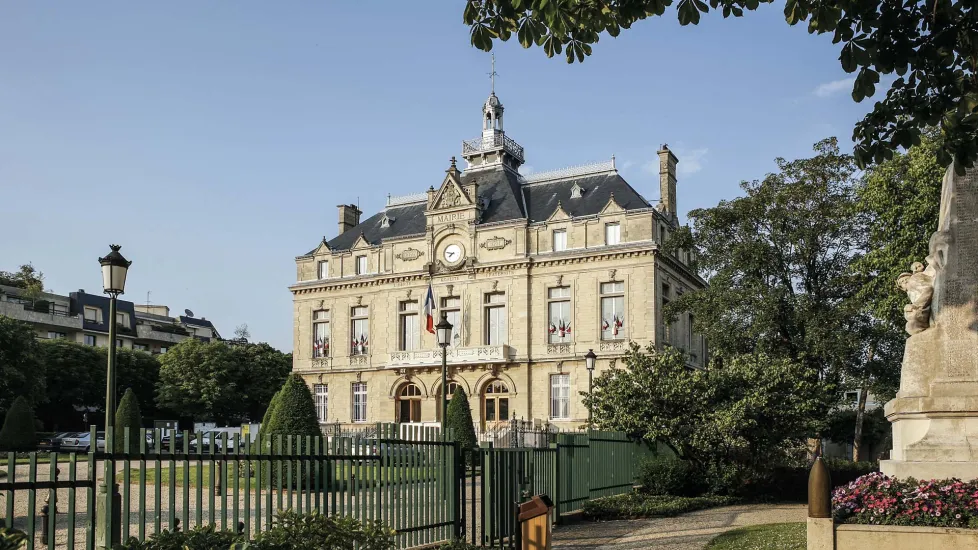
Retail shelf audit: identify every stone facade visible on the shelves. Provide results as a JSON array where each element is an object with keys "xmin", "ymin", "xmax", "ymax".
[
  {"xmin": 289, "ymin": 91, "xmax": 705, "ymax": 430},
  {"xmin": 882, "ymin": 162, "xmax": 978, "ymax": 480}
]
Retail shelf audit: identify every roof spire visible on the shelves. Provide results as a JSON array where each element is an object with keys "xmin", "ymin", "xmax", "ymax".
[{"xmin": 489, "ymin": 53, "xmax": 498, "ymax": 94}]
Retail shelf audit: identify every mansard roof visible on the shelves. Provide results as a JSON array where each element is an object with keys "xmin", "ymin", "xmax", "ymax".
[{"xmin": 310, "ymin": 164, "xmax": 651, "ymax": 253}]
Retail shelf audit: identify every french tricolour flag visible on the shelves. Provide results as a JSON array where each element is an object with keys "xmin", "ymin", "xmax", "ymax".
[{"xmin": 424, "ymin": 283, "xmax": 436, "ymax": 334}]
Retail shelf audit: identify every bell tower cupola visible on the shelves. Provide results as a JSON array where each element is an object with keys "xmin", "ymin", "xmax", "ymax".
[{"xmin": 462, "ymin": 54, "xmax": 524, "ymax": 172}]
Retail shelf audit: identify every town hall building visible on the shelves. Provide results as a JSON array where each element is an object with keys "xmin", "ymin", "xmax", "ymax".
[{"xmin": 289, "ymin": 88, "xmax": 705, "ymax": 430}]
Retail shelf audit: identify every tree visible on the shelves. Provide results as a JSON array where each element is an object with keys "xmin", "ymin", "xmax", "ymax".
[
  {"xmin": 665, "ymin": 139, "xmax": 867, "ymax": 398},
  {"xmin": 36, "ymin": 339, "xmax": 104, "ymax": 430},
  {"xmin": 0, "ymin": 396, "xmax": 37, "ymax": 451},
  {"xmin": 230, "ymin": 342, "xmax": 292, "ymax": 422},
  {"xmin": 0, "ymin": 317, "xmax": 45, "ymax": 419},
  {"xmin": 156, "ymin": 339, "xmax": 243, "ymax": 424},
  {"xmin": 462, "ymin": 0, "xmax": 978, "ymax": 172},
  {"xmin": 234, "ymin": 324, "xmax": 251, "ymax": 341},
  {"xmin": 264, "ymin": 375, "xmax": 321, "ymax": 439},
  {"xmin": 114, "ymin": 388, "xmax": 143, "ymax": 453},
  {"xmin": 584, "ymin": 345, "xmax": 821, "ymax": 475},
  {"xmin": 0, "ymin": 263, "xmax": 44, "ymax": 293},
  {"xmin": 445, "ymin": 387, "xmax": 478, "ymax": 460},
  {"xmin": 846, "ymin": 127, "xmax": 945, "ymax": 460}
]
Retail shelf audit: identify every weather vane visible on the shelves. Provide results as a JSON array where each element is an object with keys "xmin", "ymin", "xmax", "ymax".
[{"xmin": 488, "ymin": 53, "xmax": 498, "ymax": 94}]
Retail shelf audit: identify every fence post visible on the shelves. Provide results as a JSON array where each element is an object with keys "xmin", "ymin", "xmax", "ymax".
[
  {"xmin": 95, "ymin": 426, "xmax": 121, "ymax": 549},
  {"xmin": 552, "ymin": 440, "xmax": 561, "ymax": 524}
]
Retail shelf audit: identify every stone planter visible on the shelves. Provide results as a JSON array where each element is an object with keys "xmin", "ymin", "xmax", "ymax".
[{"xmin": 808, "ymin": 519, "xmax": 978, "ymax": 549}]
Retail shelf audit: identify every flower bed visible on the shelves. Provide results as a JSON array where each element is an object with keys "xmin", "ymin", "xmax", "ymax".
[{"xmin": 833, "ymin": 472, "xmax": 978, "ymax": 528}]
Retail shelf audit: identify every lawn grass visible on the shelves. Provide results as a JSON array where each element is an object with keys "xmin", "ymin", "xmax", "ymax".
[
  {"xmin": 706, "ymin": 522, "xmax": 805, "ymax": 550},
  {"xmin": 582, "ymin": 493, "xmax": 737, "ymax": 520},
  {"xmin": 127, "ymin": 464, "xmax": 437, "ymax": 488}
]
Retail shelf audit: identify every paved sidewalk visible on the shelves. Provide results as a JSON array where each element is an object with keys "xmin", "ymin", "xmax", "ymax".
[{"xmin": 552, "ymin": 503, "xmax": 806, "ymax": 549}]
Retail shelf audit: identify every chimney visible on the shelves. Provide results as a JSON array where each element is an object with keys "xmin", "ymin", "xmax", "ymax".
[
  {"xmin": 657, "ymin": 144, "xmax": 679, "ymax": 221},
  {"xmin": 337, "ymin": 204, "xmax": 362, "ymax": 235}
]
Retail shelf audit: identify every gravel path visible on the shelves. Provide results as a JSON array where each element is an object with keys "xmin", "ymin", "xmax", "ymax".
[{"xmin": 551, "ymin": 503, "xmax": 806, "ymax": 549}]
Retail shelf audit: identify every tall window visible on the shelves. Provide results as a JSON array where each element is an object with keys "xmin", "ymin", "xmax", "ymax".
[
  {"xmin": 355, "ymin": 255, "xmax": 367, "ymax": 275},
  {"xmin": 552, "ymin": 229, "xmax": 567, "ymax": 252},
  {"xmin": 441, "ymin": 297, "xmax": 462, "ymax": 347},
  {"xmin": 318, "ymin": 260, "xmax": 329, "ymax": 280},
  {"xmin": 605, "ymin": 223, "xmax": 621, "ymax": 245},
  {"xmin": 84, "ymin": 307, "xmax": 100, "ymax": 323},
  {"xmin": 314, "ymin": 384, "xmax": 328, "ymax": 422},
  {"xmin": 352, "ymin": 382, "xmax": 367, "ymax": 423},
  {"xmin": 396, "ymin": 383, "xmax": 422, "ymax": 423},
  {"xmin": 116, "ymin": 312, "xmax": 128, "ymax": 326},
  {"xmin": 399, "ymin": 301, "xmax": 419, "ymax": 351},
  {"xmin": 483, "ymin": 380, "xmax": 510, "ymax": 425},
  {"xmin": 351, "ymin": 306, "xmax": 369, "ymax": 355},
  {"xmin": 548, "ymin": 287, "xmax": 572, "ymax": 343},
  {"xmin": 85, "ymin": 334, "xmax": 97, "ymax": 346},
  {"xmin": 661, "ymin": 284, "xmax": 672, "ymax": 346},
  {"xmin": 484, "ymin": 293, "xmax": 507, "ymax": 345},
  {"xmin": 600, "ymin": 282, "xmax": 626, "ymax": 340},
  {"xmin": 134, "ymin": 343, "xmax": 147, "ymax": 351},
  {"xmin": 550, "ymin": 374, "xmax": 570, "ymax": 420},
  {"xmin": 688, "ymin": 314, "xmax": 697, "ymax": 362},
  {"xmin": 313, "ymin": 309, "xmax": 330, "ymax": 358}
]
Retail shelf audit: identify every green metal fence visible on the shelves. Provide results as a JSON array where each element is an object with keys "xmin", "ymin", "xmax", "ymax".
[
  {"xmin": 1, "ymin": 426, "xmax": 648, "ymax": 549},
  {"xmin": 1, "ymin": 425, "xmax": 458, "ymax": 550}
]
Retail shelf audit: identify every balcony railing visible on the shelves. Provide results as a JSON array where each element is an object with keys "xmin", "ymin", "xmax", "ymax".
[
  {"xmin": 0, "ymin": 300, "xmax": 82, "ymax": 330},
  {"xmin": 462, "ymin": 133, "xmax": 525, "ymax": 163},
  {"xmin": 388, "ymin": 345, "xmax": 512, "ymax": 368}
]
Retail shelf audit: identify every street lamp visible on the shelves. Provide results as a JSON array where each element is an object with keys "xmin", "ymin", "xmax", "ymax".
[
  {"xmin": 585, "ymin": 349, "xmax": 597, "ymax": 428},
  {"xmin": 435, "ymin": 313, "xmax": 453, "ymax": 431},
  {"xmin": 99, "ymin": 244, "xmax": 131, "ymax": 431},
  {"xmin": 97, "ymin": 244, "xmax": 130, "ymax": 549}
]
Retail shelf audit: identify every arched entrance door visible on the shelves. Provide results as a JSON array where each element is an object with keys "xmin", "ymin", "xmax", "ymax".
[
  {"xmin": 437, "ymin": 381, "xmax": 460, "ymax": 422},
  {"xmin": 482, "ymin": 380, "xmax": 510, "ymax": 428},
  {"xmin": 396, "ymin": 383, "xmax": 422, "ymax": 423}
]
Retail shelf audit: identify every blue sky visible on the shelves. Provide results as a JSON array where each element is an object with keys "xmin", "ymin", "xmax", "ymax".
[{"xmin": 0, "ymin": 2, "xmax": 875, "ymax": 351}]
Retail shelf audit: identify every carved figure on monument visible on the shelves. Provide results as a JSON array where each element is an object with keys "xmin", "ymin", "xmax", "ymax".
[{"xmin": 896, "ymin": 262, "xmax": 934, "ymax": 335}]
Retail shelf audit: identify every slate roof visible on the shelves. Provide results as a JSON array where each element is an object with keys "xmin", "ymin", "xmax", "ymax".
[{"xmin": 309, "ymin": 166, "xmax": 652, "ymax": 254}]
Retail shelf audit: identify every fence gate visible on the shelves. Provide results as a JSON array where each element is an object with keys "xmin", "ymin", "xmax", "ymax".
[{"xmin": 459, "ymin": 447, "xmax": 555, "ymax": 549}]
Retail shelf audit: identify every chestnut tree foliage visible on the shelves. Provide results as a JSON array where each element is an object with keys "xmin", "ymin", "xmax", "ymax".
[
  {"xmin": 583, "ymin": 346, "xmax": 822, "ymax": 469},
  {"xmin": 463, "ymin": 0, "xmax": 978, "ymax": 173}
]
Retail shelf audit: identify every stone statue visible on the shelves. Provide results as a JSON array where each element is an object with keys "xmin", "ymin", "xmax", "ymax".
[{"xmin": 896, "ymin": 262, "xmax": 934, "ymax": 335}]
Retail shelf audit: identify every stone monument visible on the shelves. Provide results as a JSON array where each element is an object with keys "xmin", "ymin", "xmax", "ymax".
[{"xmin": 882, "ymin": 162, "xmax": 978, "ymax": 480}]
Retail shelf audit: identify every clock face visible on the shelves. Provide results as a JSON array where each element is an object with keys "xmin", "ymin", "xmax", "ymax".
[{"xmin": 443, "ymin": 244, "xmax": 464, "ymax": 264}]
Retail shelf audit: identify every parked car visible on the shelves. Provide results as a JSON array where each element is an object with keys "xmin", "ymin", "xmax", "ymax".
[
  {"xmin": 356, "ymin": 439, "xmax": 427, "ymax": 466},
  {"xmin": 158, "ymin": 432, "xmax": 187, "ymax": 451},
  {"xmin": 37, "ymin": 432, "xmax": 74, "ymax": 452},
  {"xmin": 190, "ymin": 431, "xmax": 240, "ymax": 453},
  {"xmin": 60, "ymin": 432, "xmax": 106, "ymax": 452}
]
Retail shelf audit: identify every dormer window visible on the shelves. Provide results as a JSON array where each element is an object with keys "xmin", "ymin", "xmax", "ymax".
[
  {"xmin": 381, "ymin": 215, "xmax": 395, "ymax": 228},
  {"xmin": 570, "ymin": 183, "xmax": 584, "ymax": 199}
]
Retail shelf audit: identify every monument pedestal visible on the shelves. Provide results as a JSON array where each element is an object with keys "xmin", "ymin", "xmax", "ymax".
[{"xmin": 882, "ymin": 163, "xmax": 978, "ymax": 482}]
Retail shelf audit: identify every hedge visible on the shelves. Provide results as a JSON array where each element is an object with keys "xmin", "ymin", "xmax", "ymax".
[{"xmin": 0, "ymin": 396, "xmax": 36, "ymax": 451}]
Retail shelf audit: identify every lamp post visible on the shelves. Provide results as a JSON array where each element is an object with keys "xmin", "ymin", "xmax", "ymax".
[
  {"xmin": 585, "ymin": 349, "xmax": 597, "ymax": 428},
  {"xmin": 435, "ymin": 313, "xmax": 453, "ymax": 434},
  {"xmin": 99, "ymin": 244, "xmax": 131, "ymax": 431},
  {"xmin": 97, "ymin": 244, "xmax": 130, "ymax": 549}
]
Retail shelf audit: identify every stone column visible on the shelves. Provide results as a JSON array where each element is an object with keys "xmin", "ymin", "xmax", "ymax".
[{"xmin": 882, "ymin": 162, "xmax": 978, "ymax": 481}]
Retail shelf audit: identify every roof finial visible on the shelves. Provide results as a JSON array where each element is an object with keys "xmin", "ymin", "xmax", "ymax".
[
  {"xmin": 489, "ymin": 53, "xmax": 498, "ymax": 94},
  {"xmin": 451, "ymin": 156, "xmax": 457, "ymax": 168}
]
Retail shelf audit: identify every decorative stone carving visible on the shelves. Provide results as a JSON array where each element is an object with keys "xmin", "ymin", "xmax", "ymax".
[
  {"xmin": 547, "ymin": 344, "xmax": 571, "ymax": 355},
  {"xmin": 446, "ymin": 284, "xmax": 454, "ymax": 296},
  {"xmin": 351, "ymin": 356, "xmax": 367, "ymax": 367},
  {"xmin": 405, "ymin": 289, "xmax": 413, "ymax": 300},
  {"xmin": 396, "ymin": 247, "xmax": 425, "ymax": 261},
  {"xmin": 897, "ymin": 261, "xmax": 935, "ymax": 335},
  {"xmin": 480, "ymin": 236, "xmax": 512, "ymax": 251},
  {"xmin": 318, "ymin": 300, "xmax": 325, "ymax": 309},
  {"xmin": 491, "ymin": 280, "xmax": 499, "ymax": 292},
  {"xmin": 432, "ymin": 259, "xmax": 465, "ymax": 274},
  {"xmin": 599, "ymin": 341, "xmax": 626, "ymax": 352},
  {"xmin": 313, "ymin": 358, "xmax": 331, "ymax": 369},
  {"xmin": 556, "ymin": 275, "xmax": 563, "ymax": 287},
  {"xmin": 608, "ymin": 269, "xmax": 617, "ymax": 281},
  {"xmin": 440, "ymin": 186, "xmax": 462, "ymax": 208},
  {"xmin": 355, "ymin": 296, "xmax": 363, "ymax": 306}
]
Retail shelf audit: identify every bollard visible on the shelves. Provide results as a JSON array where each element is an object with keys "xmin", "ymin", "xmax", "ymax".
[
  {"xmin": 808, "ymin": 456, "xmax": 832, "ymax": 518},
  {"xmin": 40, "ymin": 504, "xmax": 50, "ymax": 545},
  {"xmin": 174, "ymin": 518, "xmax": 181, "ymax": 532},
  {"xmin": 215, "ymin": 462, "xmax": 223, "ymax": 495},
  {"xmin": 238, "ymin": 521, "xmax": 245, "ymax": 535}
]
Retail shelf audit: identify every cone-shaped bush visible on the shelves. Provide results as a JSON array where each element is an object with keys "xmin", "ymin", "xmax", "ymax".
[
  {"xmin": 445, "ymin": 387, "xmax": 477, "ymax": 465},
  {"xmin": 114, "ymin": 388, "xmax": 143, "ymax": 453},
  {"xmin": 262, "ymin": 375, "xmax": 324, "ymax": 487},
  {"xmin": 0, "ymin": 396, "xmax": 37, "ymax": 451},
  {"xmin": 258, "ymin": 389, "xmax": 282, "ymax": 442}
]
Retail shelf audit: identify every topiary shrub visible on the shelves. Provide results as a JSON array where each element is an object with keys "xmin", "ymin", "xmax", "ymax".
[
  {"xmin": 0, "ymin": 396, "xmax": 36, "ymax": 452},
  {"xmin": 445, "ymin": 387, "xmax": 477, "ymax": 465},
  {"xmin": 637, "ymin": 458, "xmax": 707, "ymax": 497},
  {"xmin": 114, "ymin": 388, "xmax": 143, "ymax": 453},
  {"xmin": 258, "ymin": 388, "xmax": 282, "ymax": 443},
  {"xmin": 262, "ymin": 376, "xmax": 323, "ymax": 488}
]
